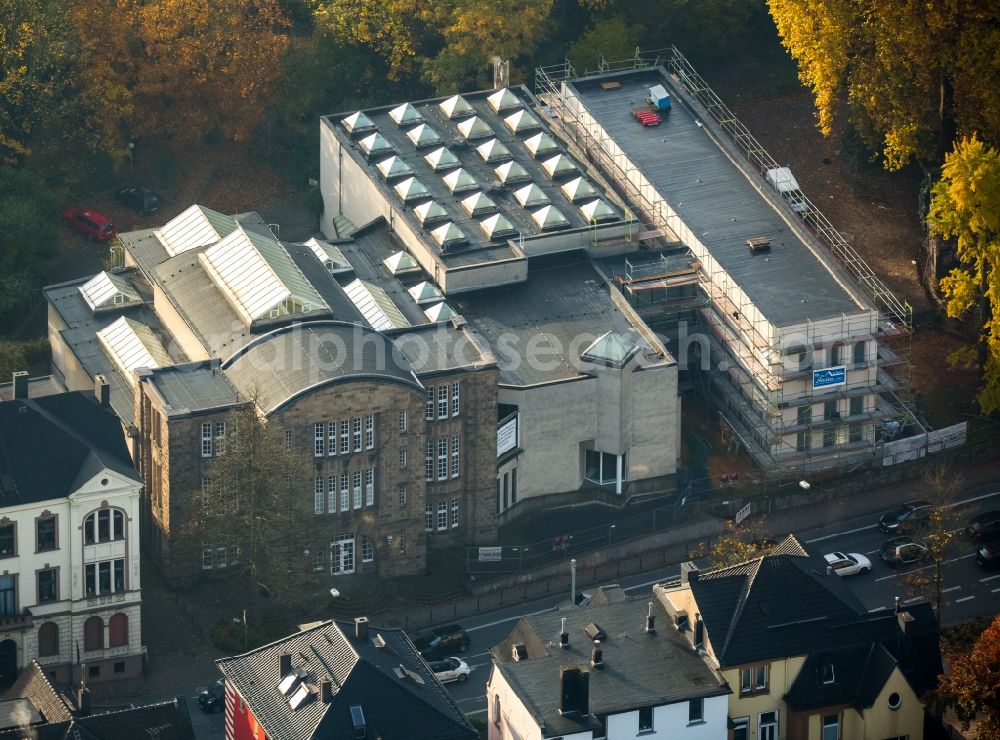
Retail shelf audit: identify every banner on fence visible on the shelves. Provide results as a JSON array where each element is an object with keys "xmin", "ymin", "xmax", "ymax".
[
  {"xmin": 882, "ymin": 422, "xmax": 968, "ymax": 466},
  {"xmin": 478, "ymin": 547, "xmax": 502, "ymax": 562},
  {"xmin": 735, "ymin": 503, "xmax": 752, "ymax": 525},
  {"xmin": 926, "ymin": 422, "xmax": 967, "ymax": 453}
]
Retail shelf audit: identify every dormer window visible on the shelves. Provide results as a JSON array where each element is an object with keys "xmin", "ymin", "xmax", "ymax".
[{"xmin": 820, "ymin": 657, "xmax": 835, "ymax": 684}]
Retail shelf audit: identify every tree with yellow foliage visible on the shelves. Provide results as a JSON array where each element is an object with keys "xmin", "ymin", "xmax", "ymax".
[{"xmin": 928, "ymin": 135, "xmax": 1000, "ymax": 413}]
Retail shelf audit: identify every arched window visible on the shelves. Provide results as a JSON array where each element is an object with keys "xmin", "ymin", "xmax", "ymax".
[
  {"xmin": 84, "ymin": 616, "xmax": 104, "ymax": 652},
  {"xmin": 853, "ymin": 341, "xmax": 867, "ymax": 366},
  {"xmin": 38, "ymin": 623, "xmax": 59, "ymax": 657},
  {"xmin": 109, "ymin": 614, "xmax": 128, "ymax": 648},
  {"xmin": 84, "ymin": 509, "xmax": 125, "ymax": 545}
]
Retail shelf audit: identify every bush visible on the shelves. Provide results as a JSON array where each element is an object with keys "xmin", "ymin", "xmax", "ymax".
[{"xmin": 0, "ymin": 338, "xmax": 50, "ymax": 379}]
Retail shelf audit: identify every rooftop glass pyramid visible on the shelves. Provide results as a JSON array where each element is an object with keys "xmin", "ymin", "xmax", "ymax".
[
  {"xmin": 413, "ymin": 200, "xmax": 449, "ymax": 226},
  {"xmin": 477, "ymin": 138, "xmax": 512, "ymax": 163},
  {"xmin": 376, "ymin": 155, "xmax": 414, "ymax": 180},
  {"xmin": 443, "ymin": 168, "xmax": 479, "ymax": 194},
  {"xmin": 503, "ymin": 109, "xmax": 541, "ymax": 134},
  {"xmin": 487, "ymin": 87, "xmax": 523, "ymax": 113},
  {"xmin": 439, "ymin": 94, "xmax": 475, "ymax": 119},
  {"xmin": 389, "ymin": 102, "xmax": 424, "ymax": 126},
  {"xmin": 478, "ymin": 213, "xmax": 517, "ymax": 240},
  {"xmin": 430, "ymin": 223, "xmax": 468, "ymax": 250},
  {"xmin": 579, "ymin": 198, "xmax": 618, "ymax": 223},
  {"xmin": 359, "ymin": 132, "xmax": 394, "ymax": 159},
  {"xmin": 524, "ymin": 132, "xmax": 559, "ymax": 158},
  {"xmin": 80, "ymin": 271, "xmax": 141, "ymax": 312},
  {"xmin": 383, "ymin": 251, "xmax": 420, "ymax": 275},
  {"xmin": 581, "ymin": 331, "xmax": 638, "ymax": 366},
  {"xmin": 495, "ymin": 160, "xmax": 531, "ymax": 185},
  {"xmin": 424, "ymin": 147, "xmax": 460, "ymax": 171},
  {"xmin": 541, "ymin": 154, "xmax": 579, "ymax": 179},
  {"xmin": 514, "ymin": 183, "xmax": 551, "ymax": 208},
  {"xmin": 460, "ymin": 191, "xmax": 498, "ymax": 217},
  {"xmin": 408, "ymin": 280, "xmax": 445, "ymax": 303},
  {"xmin": 424, "ymin": 302, "xmax": 457, "ymax": 322},
  {"xmin": 407, "ymin": 123, "xmax": 442, "ymax": 148},
  {"xmin": 341, "ymin": 111, "xmax": 375, "ymax": 135},
  {"xmin": 458, "ymin": 116, "xmax": 493, "ymax": 141},
  {"xmin": 394, "ymin": 177, "xmax": 430, "ymax": 203},
  {"xmin": 561, "ymin": 177, "xmax": 600, "ymax": 203},
  {"xmin": 531, "ymin": 204, "xmax": 570, "ymax": 230}
]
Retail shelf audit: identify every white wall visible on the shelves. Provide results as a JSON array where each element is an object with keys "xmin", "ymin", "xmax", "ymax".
[{"xmin": 605, "ymin": 694, "xmax": 728, "ymax": 739}]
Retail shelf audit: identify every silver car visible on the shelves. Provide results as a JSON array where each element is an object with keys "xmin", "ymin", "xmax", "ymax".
[
  {"xmin": 823, "ymin": 551, "xmax": 872, "ymax": 576},
  {"xmin": 429, "ymin": 657, "xmax": 471, "ymax": 683}
]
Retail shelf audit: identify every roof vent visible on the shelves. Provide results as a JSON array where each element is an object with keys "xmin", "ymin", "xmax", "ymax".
[
  {"xmin": 584, "ymin": 623, "xmax": 606, "ymax": 641},
  {"xmin": 512, "ymin": 643, "xmax": 528, "ymax": 661},
  {"xmin": 645, "ymin": 602, "xmax": 656, "ymax": 634},
  {"xmin": 354, "ymin": 616, "xmax": 369, "ymax": 642},
  {"xmin": 591, "ymin": 642, "xmax": 603, "ymax": 668},
  {"xmin": 559, "ymin": 617, "xmax": 569, "ymax": 649},
  {"xmin": 747, "ymin": 236, "xmax": 771, "ymax": 254}
]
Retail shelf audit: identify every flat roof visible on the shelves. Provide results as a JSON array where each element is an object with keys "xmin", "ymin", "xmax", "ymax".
[
  {"xmin": 144, "ymin": 362, "xmax": 242, "ymax": 415},
  {"xmin": 567, "ymin": 69, "xmax": 864, "ymax": 326}
]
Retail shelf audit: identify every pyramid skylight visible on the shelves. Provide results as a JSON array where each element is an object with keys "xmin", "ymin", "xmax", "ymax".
[
  {"xmin": 305, "ymin": 238, "xmax": 351, "ymax": 273},
  {"xmin": 199, "ymin": 225, "xmax": 328, "ymax": 323},
  {"xmin": 495, "ymin": 161, "xmax": 531, "ymax": 185},
  {"xmin": 442, "ymin": 168, "xmax": 479, "ymax": 194},
  {"xmin": 97, "ymin": 316, "xmax": 171, "ymax": 386},
  {"xmin": 389, "ymin": 102, "xmax": 424, "ymax": 126},
  {"xmin": 383, "ymin": 251, "xmax": 420, "ymax": 275},
  {"xmin": 514, "ymin": 183, "xmax": 551, "ymax": 208},
  {"xmin": 424, "ymin": 302, "xmax": 457, "ymax": 323},
  {"xmin": 413, "ymin": 200, "xmax": 450, "ymax": 226},
  {"xmin": 407, "ymin": 123, "xmax": 443, "ymax": 149},
  {"xmin": 344, "ymin": 279, "xmax": 410, "ymax": 331},
  {"xmin": 524, "ymin": 132, "xmax": 559, "ymax": 158},
  {"xmin": 341, "ymin": 111, "xmax": 375, "ymax": 135},
  {"xmin": 430, "ymin": 222, "xmax": 468, "ymax": 250},
  {"xmin": 561, "ymin": 177, "xmax": 600, "ymax": 203},
  {"xmin": 80, "ymin": 271, "xmax": 141, "ymax": 312},
  {"xmin": 439, "ymin": 94, "xmax": 475, "ymax": 120},
  {"xmin": 477, "ymin": 138, "xmax": 512, "ymax": 163},
  {"xmin": 359, "ymin": 132, "xmax": 394, "ymax": 159},
  {"xmin": 394, "ymin": 177, "xmax": 430, "ymax": 203},
  {"xmin": 478, "ymin": 213, "xmax": 517, "ymax": 240},
  {"xmin": 408, "ymin": 280, "xmax": 445, "ymax": 304},
  {"xmin": 424, "ymin": 147, "xmax": 461, "ymax": 171},
  {"xmin": 579, "ymin": 198, "xmax": 618, "ymax": 223},
  {"xmin": 457, "ymin": 116, "xmax": 493, "ymax": 141},
  {"xmin": 532, "ymin": 204, "xmax": 570, "ymax": 230},
  {"xmin": 460, "ymin": 191, "xmax": 498, "ymax": 218},
  {"xmin": 541, "ymin": 154, "xmax": 579, "ymax": 179},
  {"xmin": 581, "ymin": 331, "xmax": 638, "ymax": 366},
  {"xmin": 503, "ymin": 109, "xmax": 540, "ymax": 134},
  {"xmin": 156, "ymin": 204, "xmax": 236, "ymax": 257},
  {"xmin": 376, "ymin": 155, "xmax": 414, "ymax": 180},
  {"xmin": 487, "ymin": 88, "xmax": 523, "ymax": 113}
]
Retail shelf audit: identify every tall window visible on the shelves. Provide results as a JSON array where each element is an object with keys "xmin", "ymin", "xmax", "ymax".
[
  {"xmin": 398, "ymin": 410, "xmax": 408, "ymax": 433},
  {"xmin": 759, "ymin": 711, "xmax": 778, "ymax": 740},
  {"xmin": 850, "ymin": 396, "xmax": 864, "ymax": 416},
  {"xmin": 0, "ymin": 575, "xmax": 15, "ymax": 616},
  {"xmin": 426, "ymin": 388, "xmax": 434, "ymax": 420},
  {"xmin": 352, "ymin": 417, "xmax": 362, "ymax": 452},
  {"xmin": 638, "ymin": 706, "xmax": 653, "ymax": 732},
  {"xmin": 438, "ymin": 439, "xmax": 448, "ymax": 481},
  {"xmin": 36, "ymin": 516, "xmax": 57, "ymax": 551},
  {"xmin": 688, "ymin": 698, "xmax": 703, "ymax": 723},
  {"xmin": 365, "ymin": 469, "xmax": 375, "ymax": 506},
  {"xmin": 361, "ymin": 536, "xmax": 374, "ymax": 563},
  {"xmin": 37, "ymin": 569, "xmax": 57, "ymax": 603},
  {"xmin": 732, "ymin": 717, "xmax": 749, "ymax": 740},
  {"xmin": 340, "ymin": 474, "xmax": 350, "ymax": 512},
  {"xmin": 451, "ymin": 499, "xmax": 459, "ymax": 528},
  {"xmin": 824, "ymin": 400, "xmax": 839, "ymax": 420},
  {"xmin": 38, "ymin": 622, "xmax": 59, "ymax": 657},
  {"xmin": 84, "ymin": 616, "xmax": 104, "ymax": 651},
  {"xmin": 399, "ymin": 448, "xmax": 407, "ymax": 469},
  {"xmin": 438, "ymin": 386, "xmax": 448, "ymax": 419},
  {"xmin": 214, "ymin": 422, "xmax": 226, "ymax": 455},
  {"xmin": 109, "ymin": 613, "xmax": 128, "ymax": 648},
  {"xmin": 398, "ymin": 482, "xmax": 407, "ymax": 505},
  {"xmin": 853, "ymin": 341, "xmax": 867, "ymax": 365},
  {"xmin": 451, "ymin": 382, "xmax": 460, "ymax": 416},
  {"xmin": 822, "ymin": 715, "xmax": 840, "ymax": 740},
  {"xmin": 327, "ymin": 475, "xmax": 338, "ymax": 514},
  {"xmin": 353, "ymin": 471, "xmax": 362, "ymax": 509},
  {"xmin": 584, "ymin": 450, "xmax": 623, "ymax": 485},
  {"xmin": 285, "ymin": 429, "xmax": 294, "ymax": 451},
  {"xmin": 849, "ymin": 423, "xmax": 864, "ymax": 443},
  {"xmin": 425, "ymin": 504, "xmax": 433, "ymax": 531},
  {"xmin": 314, "ymin": 476, "xmax": 324, "ymax": 515},
  {"xmin": 437, "ymin": 502, "xmax": 448, "ymax": 531},
  {"xmin": 425, "ymin": 440, "xmax": 434, "ymax": 482},
  {"xmin": 829, "ymin": 344, "xmax": 841, "ymax": 367},
  {"xmin": 0, "ymin": 523, "xmax": 13, "ymax": 557},
  {"xmin": 314, "ymin": 422, "xmax": 325, "ymax": 457},
  {"xmin": 327, "ymin": 421, "xmax": 337, "ymax": 455},
  {"xmin": 340, "ymin": 420, "xmax": 350, "ymax": 454},
  {"xmin": 85, "ymin": 559, "xmax": 125, "ymax": 596},
  {"xmin": 740, "ymin": 664, "xmax": 768, "ymax": 694},
  {"xmin": 201, "ymin": 423, "xmax": 213, "ymax": 457},
  {"xmin": 450, "ymin": 436, "xmax": 460, "ymax": 478},
  {"xmin": 365, "ymin": 415, "xmax": 375, "ymax": 449},
  {"xmin": 84, "ymin": 510, "xmax": 125, "ymax": 545},
  {"xmin": 797, "ymin": 405, "xmax": 811, "ymax": 426}
]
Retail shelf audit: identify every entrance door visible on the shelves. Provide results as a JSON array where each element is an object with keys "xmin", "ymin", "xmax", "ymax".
[
  {"xmin": 0, "ymin": 640, "xmax": 17, "ymax": 689},
  {"xmin": 330, "ymin": 535, "xmax": 356, "ymax": 575}
]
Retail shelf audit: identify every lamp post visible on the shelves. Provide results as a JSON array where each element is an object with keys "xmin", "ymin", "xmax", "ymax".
[
  {"xmin": 608, "ymin": 523, "xmax": 616, "ymax": 546},
  {"xmin": 127, "ymin": 142, "xmax": 134, "ymax": 176}
]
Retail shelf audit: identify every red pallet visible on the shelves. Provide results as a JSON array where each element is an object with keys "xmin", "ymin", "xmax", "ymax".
[{"xmin": 631, "ymin": 108, "xmax": 661, "ymax": 127}]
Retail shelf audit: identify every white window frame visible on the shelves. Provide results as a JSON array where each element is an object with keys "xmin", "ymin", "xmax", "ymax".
[
  {"xmin": 327, "ymin": 421, "xmax": 337, "ymax": 456},
  {"xmin": 398, "ymin": 482, "xmax": 407, "ymax": 505},
  {"xmin": 365, "ymin": 414, "xmax": 374, "ymax": 450},
  {"xmin": 327, "ymin": 475, "xmax": 337, "ymax": 514},
  {"xmin": 365, "ymin": 468, "xmax": 374, "ymax": 506},
  {"xmin": 398, "ymin": 410, "xmax": 407, "ymax": 433},
  {"xmin": 451, "ymin": 498, "xmax": 459, "ymax": 528},
  {"xmin": 314, "ymin": 423, "xmax": 325, "ymax": 457},
  {"xmin": 638, "ymin": 706, "xmax": 653, "ymax": 732},
  {"xmin": 361, "ymin": 536, "xmax": 374, "ymax": 563},
  {"xmin": 425, "ymin": 504, "xmax": 433, "ymax": 531},
  {"xmin": 451, "ymin": 435, "xmax": 460, "ymax": 478},
  {"xmin": 285, "ymin": 429, "xmax": 293, "ymax": 451},
  {"xmin": 201, "ymin": 423, "xmax": 213, "ymax": 458},
  {"xmin": 85, "ymin": 558, "xmax": 126, "ymax": 595},
  {"xmin": 314, "ymin": 476, "xmax": 324, "ymax": 514},
  {"xmin": 214, "ymin": 421, "xmax": 226, "ymax": 455},
  {"xmin": 822, "ymin": 714, "xmax": 839, "ymax": 740},
  {"xmin": 438, "ymin": 386, "xmax": 448, "ymax": 419},
  {"xmin": 437, "ymin": 438, "xmax": 448, "ymax": 481},
  {"xmin": 425, "ymin": 440, "xmax": 434, "ymax": 482},
  {"xmin": 399, "ymin": 448, "xmax": 407, "ymax": 469},
  {"xmin": 759, "ymin": 710, "xmax": 778, "ymax": 740},
  {"xmin": 312, "ymin": 550, "xmax": 324, "ymax": 572},
  {"xmin": 353, "ymin": 471, "xmax": 362, "ymax": 509},
  {"xmin": 426, "ymin": 388, "xmax": 434, "ymax": 421},
  {"xmin": 352, "ymin": 417, "xmax": 362, "ymax": 452},
  {"xmin": 451, "ymin": 381, "xmax": 460, "ymax": 416},
  {"xmin": 340, "ymin": 473, "xmax": 350, "ymax": 512},
  {"xmin": 340, "ymin": 420, "xmax": 350, "ymax": 454},
  {"xmin": 437, "ymin": 502, "xmax": 448, "ymax": 531}
]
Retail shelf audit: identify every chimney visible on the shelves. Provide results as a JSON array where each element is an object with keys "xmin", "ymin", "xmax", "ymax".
[
  {"xmin": 559, "ymin": 617, "xmax": 569, "ymax": 649},
  {"xmin": 645, "ymin": 602, "xmax": 656, "ymax": 634},
  {"xmin": 694, "ymin": 614, "xmax": 704, "ymax": 647},
  {"xmin": 354, "ymin": 616, "xmax": 370, "ymax": 642},
  {"xmin": 558, "ymin": 667, "xmax": 590, "ymax": 716},
  {"xmin": 321, "ymin": 679, "xmax": 334, "ymax": 703},
  {"xmin": 680, "ymin": 561, "xmax": 699, "ymax": 584},
  {"xmin": 76, "ymin": 683, "xmax": 91, "ymax": 716},
  {"xmin": 11, "ymin": 372, "xmax": 28, "ymax": 400},
  {"xmin": 897, "ymin": 610, "xmax": 915, "ymax": 634},
  {"xmin": 591, "ymin": 641, "xmax": 603, "ymax": 669},
  {"xmin": 512, "ymin": 643, "xmax": 527, "ymax": 661},
  {"xmin": 94, "ymin": 374, "xmax": 110, "ymax": 407},
  {"xmin": 279, "ymin": 652, "xmax": 292, "ymax": 675}
]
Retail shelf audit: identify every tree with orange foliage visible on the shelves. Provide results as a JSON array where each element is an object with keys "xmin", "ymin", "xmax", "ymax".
[{"xmin": 936, "ymin": 614, "xmax": 1000, "ymax": 739}]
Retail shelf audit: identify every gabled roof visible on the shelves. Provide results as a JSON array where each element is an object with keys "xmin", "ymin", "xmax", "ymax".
[
  {"xmin": 424, "ymin": 147, "xmax": 460, "ymax": 172},
  {"xmin": 476, "ymin": 138, "xmax": 512, "ymax": 163},
  {"xmin": 531, "ymin": 205, "xmax": 569, "ymax": 230},
  {"xmin": 341, "ymin": 111, "xmax": 375, "ymax": 135},
  {"xmin": 540, "ymin": 154, "xmax": 578, "ymax": 179},
  {"xmin": 513, "ymin": 183, "xmax": 550, "ymax": 208},
  {"xmin": 2, "ymin": 660, "xmax": 73, "ymax": 725},
  {"xmin": 200, "ymin": 224, "xmax": 328, "ymax": 323},
  {"xmin": 784, "ymin": 642, "xmax": 897, "ymax": 712},
  {"xmin": 0, "ymin": 392, "xmax": 140, "ymax": 505},
  {"xmin": 79, "ymin": 271, "xmax": 141, "ymax": 312},
  {"xmin": 305, "ymin": 238, "xmax": 351, "ymax": 273},
  {"xmin": 430, "ymin": 223, "xmax": 468, "ymax": 251},
  {"xmin": 457, "ymin": 116, "xmax": 493, "ymax": 141},
  {"xmin": 478, "ymin": 213, "xmax": 517, "ymax": 240},
  {"xmin": 413, "ymin": 200, "xmax": 450, "ymax": 226},
  {"xmin": 424, "ymin": 302, "xmax": 457, "ymax": 323},
  {"xmin": 439, "ymin": 94, "xmax": 475, "ymax": 119},
  {"xmin": 523, "ymin": 131, "xmax": 559, "ymax": 158},
  {"xmin": 343, "ymin": 280, "xmax": 412, "ymax": 331},
  {"xmin": 388, "ymin": 102, "xmax": 423, "ymax": 126},
  {"xmin": 561, "ymin": 176, "xmax": 600, "ymax": 203},
  {"xmin": 97, "ymin": 315, "xmax": 171, "ymax": 384},
  {"xmin": 494, "ymin": 160, "xmax": 531, "ymax": 185},
  {"xmin": 442, "ymin": 168, "xmax": 479, "ymax": 194},
  {"xmin": 408, "ymin": 281, "xmax": 444, "ymax": 304},
  {"xmin": 487, "ymin": 87, "xmax": 523, "ymax": 113},
  {"xmin": 579, "ymin": 198, "xmax": 618, "ymax": 223},
  {"xmin": 217, "ymin": 621, "xmax": 476, "ymax": 740},
  {"xmin": 376, "ymin": 155, "xmax": 414, "ymax": 180},
  {"xmin": 393, "ymin": 177, "xmax": 430, "ymax": 203},
  {"xmin": 406, "ymin": 123, "xmax": 442, "ymax": 149},
  {"xmin": 580, "ymin": 331, "xmax": 638, "ymax": 366},
  {"xmin": 459, "ymin": 191, "xmax": 498, "ymax": 218},
  {"xmin": 155, "ymin": 204, "xmax": 237, "ymax": 257},
  {"xmin": 503, "ymin": 109, "xmax": 541, "ymax": 134},
  {"xmin": 358, "ymin": 132, "xmax": 394, "ymax": 159},
  {"xmin": 383, "ymin": 251, "xmax": 420, "ymax": 275}
]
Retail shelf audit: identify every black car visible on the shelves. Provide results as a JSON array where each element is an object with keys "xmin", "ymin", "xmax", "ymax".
[
  {"xmin": 968, "ymin": 510, "xmax": 1000, "ymax": 541},
  {"xmin": 115, "ymin": 185, "xmax": 160, "ymax": 216},
  {"xmin": 198, "ymin": 678, "xmax": 225, "ymax": 713},
  {"xmin": 976, "ymin": 537, "xmax": 1000, "ymax": 569},
  {"xmin": 878, "ymin": 500, "xmax": 932, "ymax": 534},
  {"xmin": 880, "ymin": 536, "xmax": 929, "ymax": 566},
  {"xmin": 411, "ymin": 624, "xmax": 470, "ymax": 660}
]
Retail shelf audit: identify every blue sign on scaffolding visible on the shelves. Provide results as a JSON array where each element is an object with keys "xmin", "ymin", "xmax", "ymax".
[{"xmin": 812, "ymin": 365, "xmax": 847, "ymax": 390}]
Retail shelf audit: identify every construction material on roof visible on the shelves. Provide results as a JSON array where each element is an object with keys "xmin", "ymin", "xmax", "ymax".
[
  {"xmin": 523, "ymin": 132, "xmax": 559, "ymax": 158},
  {"xmin": 514, "ymin": 183, "xmax": 551, "ymax": 208},
  {"xmin": 389, "ymin": 102, "xmax": 424, "ymax": 126},
  {"xmin": 442, "ymin": 168, "xmax": 479, "ymax": 194},
  {"xmin": 425, "ymin": 147, "xmax": 461, "ymax": 171},
  {"xmin": 457, "ymin": 116, "xmax": 493, "ymax": 141},
  {"xmin": 383, "ymin": 251, "xmax": 420, "ymax": 275},
  {"xmin": 407, "ymin": 123, "xmax": 443, "ymax": 149},
  {"xmin": 531, "ymin": 205, "xmax": 570, "ymax": 230},
  {"xmin": 413, "ymin": 200, "xmax": 450, "ymax": 226},
  {"xmin": 478, "ymin": 213, "xmax": 517, "ymax": 240},
  {"xmin": 156, "ymin": 204, "xmax": 235, "ymax": 257},
  {"xmin": 430, "ymin": 223, "xmax": 468, "ymax": 250},
  {"xmin": 460, "ymin": 191, "xmax": 498, "ymax": 217},
  {"xmin": 358, "ymin": 132, "xmax": 394, "ymax": 159},
  {"xmin": 632, "ymin": 108, "xmax": 661, "ymax": 127},
  {"xmin": 79, "ymin": 271, "xmax": 141, "ymax": 312},
  {"xmin": 394, "ymin": 177, "xmax": 431, "ymax": 203},
  {"xmin": 424, "ymin": 302, "xmax": 457, "ymax": 323},
  {"xmin": 503, "ymin": 109, "xmax": 541, "ymax": 133},
  {"xmin": 476, "ymin": 138, "xmax": 512, "ymax": 163},
  {"xmin": 487, "ymin": 88, "xmax": 523, "ymax": 113},
  {"xmin": 579, "ymin": 198, "xmax": 618, "ymax": 223},
  {"xmin": 541, "ymin": 154, "xmax": 579, "ymax": 179},
  {"xmin": 648, "ymin": 84, "xmax": 671, "ymax": 111},
  {"xmin": 439, "ymin": 94, "xmax": 475, "ymax": 119},
  {"xmin": 409, "ymin": 281, "xmax": 444, "ymax": 304},
  {"xmin": 97, "ymin": 316, "xmax": 171, "ymax": 385},
  {"xmin": 495, "ymin": 160, "xmax": 531, "ymax": 185},
  {"xmin": 306, "ymin": 238, "xmax": 352, "ymax": 273},
  {"xmin": 376, "ymin": 155, "xmax": 414, "ymax": 180},
  {"xmin": 341, "ymin": 111, "xmax": 376, "ymax": 135},
  {"xmin": 344, "ymin": 279, "xmax": 411, "ymax": 331}
]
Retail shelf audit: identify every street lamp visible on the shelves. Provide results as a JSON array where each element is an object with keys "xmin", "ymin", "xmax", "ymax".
[
  {"xmin": 127, "ymin": 142, "xmax": 135, "ymax": 176},
  {"xmin": 608, "ymin": 524, "xmax": 616, "ymax": 545}
]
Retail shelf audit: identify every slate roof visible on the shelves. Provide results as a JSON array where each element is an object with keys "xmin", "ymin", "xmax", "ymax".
[
  {"xmin": 216, "ymin": 620, "xmax": 476, "ymax": 740},
  {"xmin": 784, "ymin": 642, "xmax": 897, "ymax": 711},
  {"xmin": 0, "ymin": 391, "xmax": 140, "ymax": 505},
  {"xmin": 491, "ymin": 597, "xmax": 729, "ymax": 737}
]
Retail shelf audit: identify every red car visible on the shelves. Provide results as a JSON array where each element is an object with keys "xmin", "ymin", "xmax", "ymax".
[{"xmin": 61, "ymin": 207, "xmax": 117, "ymax": 241}]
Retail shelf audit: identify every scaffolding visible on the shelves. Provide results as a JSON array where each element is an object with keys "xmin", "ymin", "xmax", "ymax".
[{"xmin": 535, "ymin": 48, "xmax": 916, "ymax": 479}]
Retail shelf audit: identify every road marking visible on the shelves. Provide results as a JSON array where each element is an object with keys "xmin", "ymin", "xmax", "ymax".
[
  {"xmin": 467, "ymin": 651, "xmax": 492, "ymax": 659},
  {"xmin": 465, "ymin": 708, "xmax": 488, "ymax": 716},
  {"xmin": 868, "ymin": 607, "xmax": 888, "ymax": 613},
  {"xmin": 623, "ymin": 575, "xmax": 679, "ymax": 593},
  {"xmin": 466, "ymin": 607, "xmax": 557, "ymax": 633},
  {"xmin": 994, "ymin": 587, "xmax": 1000, "ymax": 593},
  {"xmin": 874, "ymin": 554, "xmax": 976, "ymax": 582},
  {"xmin": 955, "ymin": 596, "xmax": 975, "ymax": 603},
  {"xmin": 865, "ymin": 550, "xmax": 879, "ymax": 555},
  {"xmin": 981, "ymin": 574, "xmax": 1000, "ymax": 582},
  {"xmin": 942, "ymin": 586, "xmax": 962, "ymax": 593},
  {"xmin": 903, "ymin": 597, "xmax": 923, "ymax": 604}
]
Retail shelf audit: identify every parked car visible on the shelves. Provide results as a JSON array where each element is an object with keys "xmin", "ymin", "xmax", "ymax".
[
  {"xmin": 967, "ymin": 510, "xmax": 1000, "ymax": 541},
  {"xmin": 878, "ymin": 500, "xmax": 932, "ymax": 534},
  {"xmin": 61, "ymin": 207, "xmax": 117, "ymax": 241},
  {"xmin": 976, "ymin": 537, "xmax": 1000, "ymax": 569},
  {"xmin": 880, "ymin": 536, "xmax": 929, "ymax": 566},
  {"xmin": 429, "ymin": 657, "xmax": 471, "ymax": 683},
  {"xmin": 411, "ymin": 624, "xmax": 470, "ymax": 660},
  {"xmin": 823, "ymin": 551, "xmax": 872, "ymax": 576},
  {"xmin": 198, "ymin": 678, "xmax": 225, "ymax": 712},
  {"xmin": 115, "ymin": 185, "xmax": 160, "ymax": 216}
]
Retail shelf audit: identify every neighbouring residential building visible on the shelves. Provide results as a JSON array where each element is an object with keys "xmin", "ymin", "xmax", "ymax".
[
  {"xmin": 655, "ymin": 536, "xmax": 942, "ymax": 740},
  {"xmin": 0, "ymin": 659, "xmax": 193, "ymax": 739},
  {"xmin": 0, "ymin": 382, "xmax": 144, "ymax": 687},
  {"xmin": 215, "ymin": 618, "xmax": 477, "ymax": 740},
  {"xmin": 487, "ymin": 596, "xmax": 730, "ymax": 739}
]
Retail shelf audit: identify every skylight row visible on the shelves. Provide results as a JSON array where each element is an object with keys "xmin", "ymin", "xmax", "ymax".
[
  {"xmin": 343, "ymin": 279, "xmax": 411, "ymax": 331},
  {"xmin": 80, "ymin": 271, "xmax": 140, "ymax": 312},
  {"xmin": 96, "ymin": 315, "xmax": 171, "ymax": 386},
  {"xmin": 155, "ymin": 204, "xmax": 236, "ymax": 257}
]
